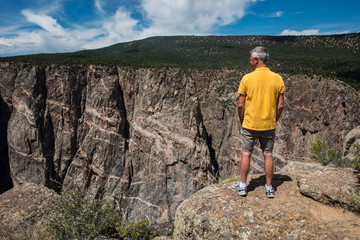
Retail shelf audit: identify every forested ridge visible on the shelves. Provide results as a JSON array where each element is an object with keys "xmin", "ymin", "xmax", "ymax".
[{"xmin": 1, "ymin": 33, "xmax": 359, "ymax": 89}]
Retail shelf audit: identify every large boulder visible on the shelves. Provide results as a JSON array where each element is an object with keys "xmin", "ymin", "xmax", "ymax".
[
  {"xmin": 0, "ymin": 183, "xmax": 57, "ymax": 239},
  {"xmin": 173, "ymin": 162, "xmax": 360, "ymax": 239},
  {"xmin": 280, "ymin": 161, "xmax": 358, "ymax": 208},
  {"xmin": 343, "ymin": 126, "xmax": 360, "ymax": 160}
]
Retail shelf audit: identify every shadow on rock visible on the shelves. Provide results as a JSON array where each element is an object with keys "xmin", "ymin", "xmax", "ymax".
[{"xmin": 247, "ymin": 174, "xmax": 292, "ymax": 193}]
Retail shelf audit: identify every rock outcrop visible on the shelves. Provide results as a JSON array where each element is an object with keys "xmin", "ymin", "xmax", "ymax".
[
  {"xmin": 0, "ymin": 183, "xmax": 56, "ymax": 239},
  {"xmin": 0, "ymin": 62, "xmax": 359, "ymax": 226},
  {"xmin": 343, "ymin": 126, "xmax": 360, "ymax": 160},
  {"xmin": 280, "ymin": 161, "xmax": 359, "ymax": 208},
  {"xmin": 173, "ymin": 162, "xmax": 360, "ymax": 239}
]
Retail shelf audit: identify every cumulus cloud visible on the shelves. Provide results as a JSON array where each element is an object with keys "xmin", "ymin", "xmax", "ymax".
[
  {"xmin": 84, "ymin": 7, "xmax": 139, "ymax": 49},
  {"xmin": 280, "ymin": 29, "xmax": 320, "ymax": 36},
  {"xmin": 140, "ymin": 0, "xmax": 248, "ymax": 34},
  {"xmin": 0, "ymin": 0, "xmax": 258, "ymax": 56}
]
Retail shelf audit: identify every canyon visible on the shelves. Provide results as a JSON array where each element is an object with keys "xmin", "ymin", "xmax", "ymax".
[{"xmin": 0, "ymin": 62, "xmax": 359, "ymax": 228}]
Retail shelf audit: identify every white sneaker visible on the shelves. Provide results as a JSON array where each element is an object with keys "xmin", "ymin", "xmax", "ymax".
[
  {"xmin": 265, "ymin": 187, "xmax": 274, "ymax": 198},
  {"xmin": 231, "ymin": 184, "xmax": 247, "ymax": 196}
]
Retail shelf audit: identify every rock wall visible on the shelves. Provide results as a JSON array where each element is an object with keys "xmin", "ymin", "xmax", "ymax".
[
  {"xmin": 0, "ymin": 62, "xmax": 359, "ymax": 225},
  {"xmin": 0, "ymin": 63, "xmax": 217, "ymax": 227}
]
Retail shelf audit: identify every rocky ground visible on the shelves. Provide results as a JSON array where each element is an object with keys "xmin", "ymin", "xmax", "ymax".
[
  {"xmin": 173, "ymin": 162, "xmax": 360, "ymax": 239},
  {"xmin": 1, "ymin": 162, "xmax": 358, "ymax": 240}
]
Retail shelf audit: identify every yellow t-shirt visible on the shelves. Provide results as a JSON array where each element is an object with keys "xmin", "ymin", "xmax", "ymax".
[{"xmin": 238, "ymin": 67, "xmax": 285, "ymax": 131}]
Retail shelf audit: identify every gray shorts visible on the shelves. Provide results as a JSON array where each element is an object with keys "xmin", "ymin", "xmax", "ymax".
[{"xmin": 241, "ymin": 127, "xmax": 276, "ymax": 153}]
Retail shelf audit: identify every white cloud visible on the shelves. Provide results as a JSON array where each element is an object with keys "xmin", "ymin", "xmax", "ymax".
[
  {"xmin": 0, "ymin": 0, "xmax": 259, "ymax": 56},
  {"xmin": 84, "ymin": 7, "xmax": 140, "ymax": 49},
  {"xmin": 94, "ymin": 0, "xmax": 104, "ymax": 13},
  {"xmin": 257, "ymin": 11, "xmax": 283, "ymax": 18},
  {"xmin": 280, "ymin": 28, "xmax": 352, "ymax": 36},
  {"xmin": 280, "ymin": 29, "xmax": 320, "ymax": 36},
  {"xmin": 273, "ymin": 11, "xmax": 283, "ymax": 17},
  {"xmin": 21, "ymin": 9, "xmax": 66, "ymax": 36},
  {"xmin": 0, "ymin": 9, "xmax": 104, "ymax": 55},
  {"xmin": 140, "ymin": 0, "xmax": 248, "ymax": 34}
]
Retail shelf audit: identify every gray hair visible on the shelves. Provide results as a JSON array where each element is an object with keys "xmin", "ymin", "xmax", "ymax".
[{"xmin": 250, "ymin": 46, "xmax": 269, "ymax": 63}]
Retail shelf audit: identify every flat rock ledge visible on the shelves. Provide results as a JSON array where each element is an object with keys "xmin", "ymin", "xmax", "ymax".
[{"xmin": 173, "ymin": 162, "xmax": 360, "ymax": 240}]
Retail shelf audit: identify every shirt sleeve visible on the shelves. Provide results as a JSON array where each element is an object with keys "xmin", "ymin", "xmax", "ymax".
[
  {"xmin": 279, "ymin": 77, "xmax": 285, "ymax": 94},
  {"xmin": 238, "ymin": 77, "xmax": 246, "ymax": 95}
]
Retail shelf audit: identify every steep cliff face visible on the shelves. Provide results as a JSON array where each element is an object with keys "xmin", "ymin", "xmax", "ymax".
[
  {"xmin": 0, "ymin": 63, "xmax": 216, "ymax": 226},
  {"xmin": 0, "ymin": 62, "xmax": 359, "ymax": 225}
]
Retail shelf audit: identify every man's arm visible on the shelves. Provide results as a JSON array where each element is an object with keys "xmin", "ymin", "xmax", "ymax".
[
  {"xmin": 238, "ymin": 94, "xmax": 246, "ymax": 124},
  {"xmin": 276, "ymin": 93, "xmax": 284, "ymax": 122}
]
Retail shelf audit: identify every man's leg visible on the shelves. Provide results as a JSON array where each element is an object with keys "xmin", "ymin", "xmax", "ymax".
[
  {"xmin": 259, "ymin": 129, "xmax": 275, "ymax": 197},
  {"xmin": 240, "ymin": 151, "xmax": 252, "ymax": 184},
  {"xmin": 231, "ymin": 128, "xmax": 254, "ymax": 196},
  {"xmin": 263, "ymin": 152, "xmax": 273, "ymax": 186}
]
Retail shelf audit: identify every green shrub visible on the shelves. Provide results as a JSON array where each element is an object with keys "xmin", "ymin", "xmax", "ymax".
[
  {"xmin": 45, "ymin": 186, "xmax": 160, "ymax": 240},
  {"xmin": 310, "ymin": 140, "xmax": 337, "ymax": 165},
  {"xmin": 217, "ymin": 175, "xmax": 240, "ymax": 185},
  {"xmin": 45, "ymin": 187, "xmax": 122, "ymax": 239},
  {"xmin": 117, "ymin": 219, "xmax": 160, "ymax": 240}
]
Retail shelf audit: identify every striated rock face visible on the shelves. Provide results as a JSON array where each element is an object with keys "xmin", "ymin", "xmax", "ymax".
[
  {"xmin": 1, "ymin": 63, "xmax": 215, "ymax": 227},
  {"xmin": 277, "ymin": 75, "xmax": 360, "ymax": 163},
  {"xmin": 173, "ymin": 162, "xmax": 360, "ymax": 239},
  {"xmin": 0, "ymin": 62, "xmax": 359, "ymax": 226}
]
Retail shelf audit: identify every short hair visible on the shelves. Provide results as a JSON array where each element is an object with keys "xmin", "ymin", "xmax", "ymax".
[{"xmin": 250, "ymin": 46, "xmax": 269, "ymax": 63}]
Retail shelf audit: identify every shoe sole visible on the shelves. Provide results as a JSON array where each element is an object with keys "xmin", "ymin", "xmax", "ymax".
[
  {"xmin": 266, "ymin": 192, "xmax": 274, "ymax": 198},
  {"xmin": 230, "ymin": 186, "xmax": 247, "ymax": 196}
]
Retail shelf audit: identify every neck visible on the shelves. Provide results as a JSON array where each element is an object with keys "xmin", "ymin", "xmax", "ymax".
[
  {"xmin": 256, "ymin": 63, "xmax": 267, "ymax": 68},
  {"xmin": 252, "ymin": 63, "xmax": 267, "ymax": 70}
]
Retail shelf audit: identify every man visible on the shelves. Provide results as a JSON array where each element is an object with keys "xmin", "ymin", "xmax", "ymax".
[{"xmin": 231, "ymin": 46, "xmax": 285, "ymax": 198}]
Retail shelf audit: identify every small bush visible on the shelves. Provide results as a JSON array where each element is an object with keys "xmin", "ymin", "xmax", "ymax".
[
  {"xmin": 45, "ymin": 187, "xmax": 122, "ymax": 239},
  {"xmin": 217, "ymin": 175, "xmax": 240, "ymax": 185},
  {"xmin": 45, "ymin": 186, "xmax": 160, "ymax": 240},
  {"xmin": 117, "ymin": 219, "xmax": 160, "ymax": 240},
  {"xmin": 310, "ymin": 139, "xmax": 340, "ymax": 165}
]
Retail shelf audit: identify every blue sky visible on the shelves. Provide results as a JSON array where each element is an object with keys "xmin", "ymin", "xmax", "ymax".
[{"xmin": 0, "ymin": 0, "xmax": 359, "ymax": 56}]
